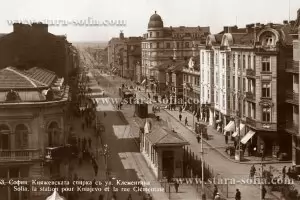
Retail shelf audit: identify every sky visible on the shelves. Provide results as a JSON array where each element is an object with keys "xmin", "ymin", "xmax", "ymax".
[{"xmin": 0, "ymin": 0, "xmax": 299, "ymax": 42}]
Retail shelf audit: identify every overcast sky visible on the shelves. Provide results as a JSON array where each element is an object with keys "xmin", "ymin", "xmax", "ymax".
[{"xmin": 0, "ymin": 0, "xmax": 299, "ymax": 42}]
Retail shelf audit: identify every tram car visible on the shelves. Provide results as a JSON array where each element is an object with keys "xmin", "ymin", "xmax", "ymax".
[{"xmin": 195, "ymin": 122, "xmax": 209, "ymax": 140}]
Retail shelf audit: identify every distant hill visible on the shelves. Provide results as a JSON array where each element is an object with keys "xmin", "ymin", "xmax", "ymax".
[{"xmin": 72, "ymin": 41, "xmax": 108, "ymax": 49}]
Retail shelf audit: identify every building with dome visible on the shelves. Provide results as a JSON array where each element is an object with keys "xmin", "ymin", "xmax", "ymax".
[
  {"xmin": 140, "ymin": 11, "xmax": 210, "ymax": 94},
  {"xmin": 0, "ymin": 66, "xmax": 70, "ymax": 200}
]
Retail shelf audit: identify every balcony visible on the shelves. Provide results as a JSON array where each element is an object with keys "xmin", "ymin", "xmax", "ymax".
[
  {"xmin": 285, "ymin": 60, "xmax": 299, "ymax": 74},
  {"xmin": 246, "ymin": 69, "xmax": 256, "ymax": 78},
  {"xmin": 0, "ymin": 149, "xmax": 40, "ymax": 161},
  {"xmin": 246, "ymin": 117, "xmax": 277, "ymax": 131},
  {"xmin": 286, "ymin": 90, "xmax": 299, "ymax": 105},
  {"xmin": 245, "ymin": 92, "xmax": 256, "ymax": 101},
  {"xmin": 285, "ymin": 122, "xmax": 299, "ymax": 135}
]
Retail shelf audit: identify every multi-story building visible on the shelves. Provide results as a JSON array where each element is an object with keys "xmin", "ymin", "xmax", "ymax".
[
  {"xmin": 289, "ymin": 10, "xmax": 300, "ymax": 165},
  {"xmin": 0, "ymin": 23, "xmax": 78, "ymax": 81},
  {"xmin": 141, "ymin": 11, "xmax": 209, "ymax": 94},
  {"xmin": 182, "ymin": 56, "xmax": 200, "ymax": 114},
  {"xmin": 0, "ymin": 66, "xmax": 70, "ymax": 200},
  {"xmin": 165, "ymin": 60, "xmax": 185, "ymax": 100},
  {"xmin": 200, "ymin": 21, "xmax": 295, "ymax": 157},
  {"xmin": 107, "ymin": 32, "xmax": 142, "ymax": 80}
]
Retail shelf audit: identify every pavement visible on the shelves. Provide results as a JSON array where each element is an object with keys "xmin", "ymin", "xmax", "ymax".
[{"xmin": 100, "ymin": 74, "xmax": 294, "ymax": 200}]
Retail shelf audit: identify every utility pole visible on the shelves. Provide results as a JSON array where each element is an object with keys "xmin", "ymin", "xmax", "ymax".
[
  {"xmin": 237, "ymin": 109, "xmax": 241, "ymax": 162},
  {"xmin": 201, "ymin": 128, "xmax": 204, "ymax": 193}
]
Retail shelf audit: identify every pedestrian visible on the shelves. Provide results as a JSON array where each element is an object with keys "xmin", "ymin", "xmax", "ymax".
[
  {"xmin": 250, "ymin": 165, "xmax": 256, "ymax": 179},
  {"xmin": 104, "ymin": 112, "xmax": 107, "ymax": 118},
  {"xmin": 234, "ymin": 140, "xmax": 237, "ymax": 149},
  {"xmin": 94, "ymin": 163, "xmax": 98, "ymax": 176},
  {"xmin": 225, "ymin": 134, "xmax": 228, "ymax": 144},
  {"xmin": 92, "ymin": 179, "xmax": 96, "ymax": 192},
  {"xmin": 179, "ymin": 113, "xmax": 182, "ymax": 121},
  {"xmin": 261, "ymin": 185, "xmax": 267, "ymax": 200},
  {"xmin": 88, "ymin": 137, "xmax": 92, "ymax": 148},
  {"xmin": 235, "ymin": 189, "xmax": 241, "ymax": 200},
  {"xmin": 214, "ymin": 192, "xmax": 221, "ymax": 200},
  {"xmin": 174, "ymin": 181, "xmax": 179, "ymax": 193},
  {"xmin": 127, "ymin": 194, "xmax": 133, "ymax": 200},
  {"xmin": 98, "ymin": 194, "xmax": 103, "ymax": 200},
  {"xmin": 201, "ymin": 194, "xmax": 206, "ymax": 200},
  {"xmin": 83, "ymin": 137, "xmax": 87, "ymax": 150},
  {"xmin": 282, "ymin": 166, "xmax": 286, "ymax": 180},
  {"xmin": 213, "ymin": 185, "xmax": 218, "ymax": 199},
  {"xmin": 197, "ymin": 134, "xmax": 201, "ymax": 143},
  {"xmin": 185, "ymin": 117, "xmax": 188, "ymax": 126}
]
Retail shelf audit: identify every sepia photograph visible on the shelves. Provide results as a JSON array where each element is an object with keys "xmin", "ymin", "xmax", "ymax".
[{"xmin": 0, "ymin": 0, "xmax": 300, "ymax": 199}]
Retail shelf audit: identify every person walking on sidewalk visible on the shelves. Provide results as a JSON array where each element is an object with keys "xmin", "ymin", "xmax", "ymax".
[
  {"xmin": 250, "ymin": 165, "xmax": 256, "ymax": 179},
  {"xmin": 213, "ymin": 185, "xmax": 218, "ymax": 199},
  {"xmin": 127, "ymin": 194, "xmax": 133, "ymax": 200},
  {"xmin": 235, "ymin": 189, "xmax": 241, "ymax": 200},
  {"xmin": 282, "ymin": 166, "xmax": 286, "ymax": 181},
  {"xmin": 197, "ymin": 134, "xmax": 201, "ymax": 143},
  {"xmin": 81, "ymin": 122, "xmax": 85, "ymax": 131},
  {"xmin": 261, "ymin": 185, "xmax": 267, "ymax": 200},
  {"xmin": 185, "ymin": 117, "xmax": 188, "ymax": 126},
  {"xmin": 179, "ymin": 113, "xmax": 182, "ymax": 121},
  {"xmin": 88, "ymin": 137, "xmax": 92, "ymax": 149},
  {"xmin": 174, "ymin": 181, "xmax": 179, "ymax": 193},
  {"xmin": 225, "ymin": 134, "xmax": 228, "ymax": 145}
]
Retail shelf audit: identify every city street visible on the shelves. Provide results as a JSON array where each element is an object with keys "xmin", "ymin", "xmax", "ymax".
[{"xmin": 91, "ymin": 70, "xmax": 286, "ymax": 200}]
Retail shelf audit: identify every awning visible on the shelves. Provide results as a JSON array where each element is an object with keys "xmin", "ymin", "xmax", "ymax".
[
  {"xmin": 216, "ymin": 120, "xmax": 222, "ymax": 124},
  {"xmin": 241, "ymin": 130, "xmax": 256, "ymax": 144},
  {"xmin": 141, "ymin": 79, "xmax": 146, "ymax": 85},
  {"xmin": 232, "ymin": 123, "xmax": 246, "ymax": 137},
  {"xmin": 224, "ymin": 121, "xmax": 235, "ymax": 133}
]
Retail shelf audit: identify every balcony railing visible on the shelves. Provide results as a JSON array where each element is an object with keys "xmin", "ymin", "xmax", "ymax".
[
  {"xmin": 286, "ymin": 90, "xmax": 299, "ymax": 105},
  {"xmin": 0, "ymin": 149, "xmax": 40, "ymax": 161},
  {"xmin": 285, "ymin": 122, "xmax": 299, "ymax": 135},
  {"xmin": 245, "ymin": 92, "xmax": 255, "ymax": 101},
  {"xmin": 285, "ymin": 60, "xmax": 299, "ymax": 73},
  {"xmin": 246, "ymin": 69, "xmax": 256, "ymax": 77},
  {"xmin": 246, "ymin": 117, "xmax": 277, "ymax": 131}
]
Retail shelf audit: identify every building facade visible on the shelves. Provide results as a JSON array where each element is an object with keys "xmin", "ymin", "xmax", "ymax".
[
  {"xmin": 0, "ymin": 23, "xmax": 78, "ymax": 81},
  {"xmin": 200, "ymin": 22, "xmax": 294, "ymax": 157},
  {"xmin": 141, "ymin": 11, "xmax": 209, "ymax": 95},
  {"xmin": 0, "ymin": 67, "xmax": 70, "ymax": 200},
  {"xmin": 165, "ymin": 60, "xmax": 185, "ymax": 100}
]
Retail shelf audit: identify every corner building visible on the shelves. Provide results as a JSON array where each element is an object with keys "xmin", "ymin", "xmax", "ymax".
[
  {"xmin": 141, "ymin": 11, "xmax": 209, "ymax": 94},
  {"xmin": 200, "ymin": 21, "xmax": 295, "ymax": 157},
  {"xmin": 0, "ymin": 67, "xmax": 70, "ymax": 200}
]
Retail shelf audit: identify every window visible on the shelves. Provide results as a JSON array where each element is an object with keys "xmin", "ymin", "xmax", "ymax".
[
  {"xmin": 227, "ymin": 54, "xmax": 230, "ymax": 67},
  {"xmin": 253, "ymin": 56, "xmax": 256, "ymax": 69},
  {"xmin": 15, "ymin": 124, "xmax": 28, "ymax": 149},
  {"xmin": 208, "ymin": 89, "xmax": 210, "ymax": 99},
  {"xmin": 227, "ymin": 76, "xmax": 230, "ymax": 88},
  {"xmin": 232, "ymin": 95, "xmax": 236, "ymax": 110},
  {"xmin": 233, "ymin": 54, "xmax": 236, "ymax": 67},
  {"xmin": 166, "ymin": 42, "xmax": 170, "ymax": 48},
  {"xmin": 262, "ymin": 107, "xmax": 271, "ymax": 122},
  {"xmin": 238, "ymin": 77, "xmax": 241, "ymax": 91},
  {"xmin": 248, "ymin": 102, "xmax": 251, "ymax": 117},
  {"xmin": 156, "ymin": 42, "xmax": 159, "ymax": 48},
  {"xmin": 232, "ymin": 75, "xmax": 235, "ymax": 89},
  {"xmin": 156, "ymin": 32, "xmax": 159, "ymax": 37},
  {"xmin": 243, "ymin": 78, "xmax": 246, "ymax": 92},
  {"xmin": 185, "ymin": 42, "xmax": 189, "ymax": 48},
  {"xmin": 262, "ymin": 57, "xmax": 270, "ymax": 71},
  {"xmin": 262, "ymin": 83, "xmax": 271, "ymax": 98},
  {"xmin": 222, "ymin": 75, "xmax": 225, "ymax": 87},
  {"xmin": 177, "ymin": 42, "xmax": 180, "ymax": 48},
  {"xmin": 150, "ymin": 43, "xmax": 152, "ymax": 48},
  {"xmin": 227, "ymin": 95, "xmax": 230, "ymax": 110},
  {"xmin": 216, "ymin": 72, "xmax": 219, "ymax": 86},
  {"xmin": 243, "ymin": 55, "xmax": 246, "ymax": 69},
  {"xmin": 223, "ymin": 95, "xmax": 225, "ymax": 108},
  {"xmin": 222, "ymin": 54, "xmax": 225, "ymax": 66},
  {"xmin": 150, "ymin": 32, "xmax": 152, "ymax": 37},
  {"xmin": 216, "ymin": 91, "xmax": 219, "ymax": 104},
  {"xmin": 243, "ymin": 100, "xmax": 246, "ymax": 116},
  {"xmin": 215, "ymin": 53, "xmax": 219, "ymax": 65},
  {"xmin": 248, "ymin": 55, "xmax": 251, "ymax": 69},
  {"xmin": 202, "ymin": 52, "xmax": 204, "ymax": 64}
]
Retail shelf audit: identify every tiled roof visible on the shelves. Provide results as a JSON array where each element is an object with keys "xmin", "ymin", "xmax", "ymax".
[
  {"xmin": 0, "ymin": 66, "xmax": 57, "ymax": 89},
  {"xmin": 147, "ymin": 124, "xmax": 188, "ymax": 145}
]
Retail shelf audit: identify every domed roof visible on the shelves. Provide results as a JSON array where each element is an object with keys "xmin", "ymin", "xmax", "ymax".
[{"xmin": 148, "ymin": 11, "xmax": 163, "ymax": 29}]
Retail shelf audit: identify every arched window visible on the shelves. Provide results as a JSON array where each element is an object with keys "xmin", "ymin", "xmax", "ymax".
[
  {"xmin": 15, "ymin": 124, "xmax": 28, "ymax": 149},
  {"xmin": 48, "ymin": 122, "xmax": 60, "ymax": 147},
  {"xmin": 0, "ymin": 124, "xmax": 10, "ymax": 150}
]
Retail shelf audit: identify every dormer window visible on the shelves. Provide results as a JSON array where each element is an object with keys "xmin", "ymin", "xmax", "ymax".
[
  {"xmin": 6, "ymin": 90, "xmax": 21, "ymax": 102},
  {"xmin": 263, "ymin": 35, "xmax": 275, "ymax": 46}
]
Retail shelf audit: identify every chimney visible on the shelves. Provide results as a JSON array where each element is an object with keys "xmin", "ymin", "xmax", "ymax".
[
  {"xmin": 255, "ymin": 23, "xmax": 261, "ymax": 28},
  {"xmin": 283, "ymin": 20, "xmax": 288, "ymax": 25},
  {"xmin": 13, "ymin": 23, "xmax": 31, "ymax": 33},
  {"xmin": 32, "ymin": 23, "xmax": 48, "ymax": 33},
  {"xmin": 246, "ymin": 24, "xmax": 254, "ymax": 33},
  {"xmin": 119, "ymin": 31, "xmax": 124, "ymax": 39},
  {"xmin": 267, "ymin": 23, "xmax": 273, "ymax": 28},
  {"xmin": 223, "ymin": 26, "xmax": 229, "ymax": 33},
  {"xmin": 290, "ymin": 20, "xmax": 296, "ymax": 26}
]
